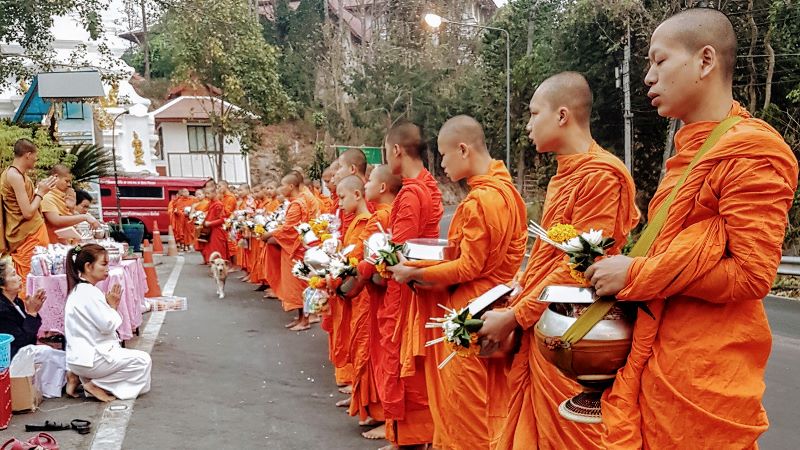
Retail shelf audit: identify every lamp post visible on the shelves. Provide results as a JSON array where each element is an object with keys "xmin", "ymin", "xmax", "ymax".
[
  {"xmin": 424, "ymin": 13, "xmax": 511, "ymax": 169},
  {"xmin": 111, "ymin": 110, "xmax": 130, "ymax": 226}
]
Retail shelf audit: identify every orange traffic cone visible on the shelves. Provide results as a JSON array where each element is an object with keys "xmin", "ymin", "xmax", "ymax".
[
  {"xmin": 152, "ymin": 221, "xmax": 164, "ymax": 253},
  {"xmin": 142, "ymin": 239, "xmax": 162, "ymax": 297},
  {"xmin": 166, "ymin": 225, "xmax": 178, "ymax": 256}
]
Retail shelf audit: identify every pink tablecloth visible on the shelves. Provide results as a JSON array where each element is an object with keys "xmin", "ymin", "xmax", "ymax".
[{"xmin": 26, "ymin": 258, "xmax": 148, "ymax": 340}]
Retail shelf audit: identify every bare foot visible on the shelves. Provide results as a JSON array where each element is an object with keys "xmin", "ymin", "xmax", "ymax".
[
  {"xmin": 362, "ymin": 423, "xmax": 386, "ymax": 440},
  {"xmin": 308, "ymin": 314, "xmax": 320, "ymax": 324},
  {"xmin": 359, "ymin": 417, "xmax": 379, "ymax": 427},
  {"xmin": 290, "ymin": 322, "xmax": 311, "ymax": 331},
  {"xmin": 377, "ymin": 445, "xmax": 397, "ymax": 450},
  {"xmin": 338, "ymin": 385, "xmax": 353, "ymax": 394},
  {"xmin": 335, "ymin": 397, "xmax": 351, "ymax": 407},
  {"xmin": 83, "ymin": 381, "xmax": 116, "ymax": 402},
  {"xmin": 65, "ymin": 372, "xmax": 80, "ymax": 398},
  {"xmin": 264, "ymin": 289, "xmax": 277, "ymax": 298},
  {"xmin": 285, "ymin": 319, "xmax": 300, "ymax": 329}
]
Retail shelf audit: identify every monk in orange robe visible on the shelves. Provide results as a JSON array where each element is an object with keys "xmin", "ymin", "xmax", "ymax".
[
  {"xmin": 318, "ymin": 167, "xmax": 336, "ymax": 214},
  {"xmin": 0, "ymin": 139, "xmax": 57, "ymax": 297},
  {"xmin": 376, "ymin": 122, "xmax": 442, "ymax": 448},
  {"xmin": 347, "ymin": 165, "xmax": 403, "ymax": 441},
  {"xmin": 585, "ymin": 10, "xmax": 799, "ymax": 449},
  {"xmin": 190, "ymin": 190, "xmax": 209, "ymax": 251},
  {"xmin": 334, "ymin": 149, "xmax": 374, "ymax": 231},
  {"xmin": 476, "ymin": 73, "xmax": 640, "ymax": 449},
  {"xmin": 200, "ymin": 188, "xmax": 229, "ymax": 263},
  {"xmin": 389, "ymin": 116, "xmax": 528, "ymax": 450},
  {"xmin": 218, "ymin": 181, "xmax": 238, "ymax": 264},
  {"xmin": 174, "ymin": 189, "xmax": 195, "ymax": 248},
  {"xmin": 261, "ymin": 187, "xmax": 285, "ymax": 298},
  {"xmin": 329, "ymin": 176, "xmax": 379, "ymax": 422},
  {"xmin": 262, "ymin": 173, "xmax": 319, "ymax": 331}
]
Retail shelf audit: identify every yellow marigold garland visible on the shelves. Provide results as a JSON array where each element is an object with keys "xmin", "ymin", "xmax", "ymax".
[{"xmin": 547, "ymin": 223, "xmax": 579, "ymax": 243}]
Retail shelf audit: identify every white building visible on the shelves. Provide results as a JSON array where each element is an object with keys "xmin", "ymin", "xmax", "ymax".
[{"xmin": 151, "ymin": 96, "xmax": 251, "ymax": 185}]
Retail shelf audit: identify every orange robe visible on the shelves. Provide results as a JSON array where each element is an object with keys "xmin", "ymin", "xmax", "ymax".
[
  {"xmin": 499, "ymin": 143, "xmax": 640, "ymax": 450},
  {"xmin": 222, "ymin": 192, "xmax": 237, "ymax": 259},
  {"xmin": 602, "ymin": 103, "xmax": 798, "ymax": 449},
  {"xmin": 418, "ymin": 161, "xmax": 527, "ymax": 450},
  {"xmin": 378, "ymin": 168, "xmax": 442, "ymax": 446},
  {"xmin": 334, "ymin": 211, "xmax": 385, "ymax": 422},
  {"xmin": 193, "ymin": 198, "xmax": 210, "ymax": 250},
  {"xmin": 273, "ymin": 194, "xmax": 319, "ymax": 311},
  {"xmin": 354, "ymin": 203, "xmax": 393, "ymax": 421},
  {"xmin": 174, "ymin": 197, "xmax": 195, "ymax": 245},
  {"xmin": 200, "ymin": 200, "xmax": 228, "ymax": 262},
  {"xmin": 0, "ymin": 168, "xmax": 50, "ymax": 298},
  {"xmin": 167, "ymin": 198, "xmax": 177, "ymax": 235}
]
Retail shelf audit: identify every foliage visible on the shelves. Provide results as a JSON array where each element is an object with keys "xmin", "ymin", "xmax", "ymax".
[
  {"xmin": 308, "ymin": 141, "xmax": 329, "ymax": 182},
  {"xmin": 0, "ymin": 121, "xmax": 71, "ymax": 180},
  {"xmin": 121, "ymin": 29, "xmax": 176, "ymax": 79},
  {"xmin": 63, "ymin": 142, "xmax": 114, "ymax": 183},
  {"xmin": 160, "ymin": 0, "xmax": 293, "ymax": 178},
  {"xmin": 275, "ymin": 140, "xmax": 296, "ymax": 176},
  {"xmin": 262, "ymin": 0, "xmax": 326, "ymax": 110}
]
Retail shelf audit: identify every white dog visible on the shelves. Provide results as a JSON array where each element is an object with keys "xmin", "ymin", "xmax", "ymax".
[{"xmin": 209, "ymin": 251, "xmax": 229, "ymax": 299}]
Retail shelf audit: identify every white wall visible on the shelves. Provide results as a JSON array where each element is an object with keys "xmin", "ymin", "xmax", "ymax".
[{"xmin": 160, "ymin": 122, "xmax": 250, "ymax": 184}]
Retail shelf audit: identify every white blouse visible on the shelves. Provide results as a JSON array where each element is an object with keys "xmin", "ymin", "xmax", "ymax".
[{"xmin": 65, "ymin": 282, "xmax": 122, "ymax": 368}]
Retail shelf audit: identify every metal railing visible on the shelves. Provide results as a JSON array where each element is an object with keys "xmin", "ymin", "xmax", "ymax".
[{"xmin": 778, "ymin": 256, "xmax": 800, "ymax": 276}]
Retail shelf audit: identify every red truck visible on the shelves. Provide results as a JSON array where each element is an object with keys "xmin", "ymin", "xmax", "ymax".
[{"xmin": 99, "ymin": 176, "xmax": 211, "ymax": 237}]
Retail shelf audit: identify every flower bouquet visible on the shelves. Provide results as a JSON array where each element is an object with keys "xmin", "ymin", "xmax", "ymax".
[
  {"xmin": 363, "ymin": 225, "xmax": 404, "ymax": 279},
  {"xmin": 425, "ymin": 284, "xmax": 515, "ymax": 369},
  {"xmin": 296, "ymin": 223, "xmax": 321, "ymax": 247},
  {"xmin": 527, "ymin": 222, "xmax": 614, "ymax": 285}
]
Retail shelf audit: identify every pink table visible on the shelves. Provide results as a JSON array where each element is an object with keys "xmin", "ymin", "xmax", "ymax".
[{"xmin": 26, "ymin": 259, "xmax": 148, "ymax": 340}]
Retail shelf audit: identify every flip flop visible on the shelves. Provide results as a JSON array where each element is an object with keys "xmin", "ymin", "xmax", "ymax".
[
  {"xmin": 25, "ymin": 421, "xmax": 70, "ymax": 432},
  {"xmin": 71, "ymin": 419, "xmax": 92, "ymax": 435}
]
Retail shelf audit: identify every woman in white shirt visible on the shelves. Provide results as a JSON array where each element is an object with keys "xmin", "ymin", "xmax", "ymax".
[{"xmin": 64, "ymin": 244, "xmax": 151, "ymax": 401}]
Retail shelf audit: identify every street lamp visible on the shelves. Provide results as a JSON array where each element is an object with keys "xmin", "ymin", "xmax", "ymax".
[
  {"xmin": 424, "ymin": 13, "xmax": 511, "ymax": 170},
  {"xmin": 111, "ymin": 110, "xmax": 130, "ymax": 226}
]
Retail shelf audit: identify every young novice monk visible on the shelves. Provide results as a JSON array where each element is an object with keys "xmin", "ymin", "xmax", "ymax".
[
  {"xmin": 354, "ymin": 164, "xmax": 402, "ymax": 441},
  {"xmin": 261, "ymin": 173, "xmax": 319, "ymax": 331},
  {"xmin": 389, "ymin": 115, "xmax": 528, "ymax": 450},
  {"xmin": 586, "ymin": 9, "xmax": 798, "ymax": 448},
  {"xmin": 332, "ymin": 176, "xmax": 387, "ymax": 430},
  {"xmin": 478, "ymin": 72, "xmax": 640, "ymax": 449}
]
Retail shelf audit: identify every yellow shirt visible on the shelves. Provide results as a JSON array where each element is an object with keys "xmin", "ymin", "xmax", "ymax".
[{"xmin": 42, "ymin": 188, "xmax": 71, "ymax": 243}]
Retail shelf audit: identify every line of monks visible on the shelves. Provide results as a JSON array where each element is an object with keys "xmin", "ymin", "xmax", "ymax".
[{"xmin": 186, "ymin": 10, "xmax": 796, "ymax": 450}]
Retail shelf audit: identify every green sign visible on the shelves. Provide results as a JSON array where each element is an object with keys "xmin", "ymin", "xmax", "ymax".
[{"xmin": 335, "ymin": 146, "xmax": 383, "ymax": 165}]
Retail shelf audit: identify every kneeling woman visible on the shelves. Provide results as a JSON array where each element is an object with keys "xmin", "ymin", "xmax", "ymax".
[{"xmin": 65, "ymin": 244, "xmax": 151, "ymax": 401}]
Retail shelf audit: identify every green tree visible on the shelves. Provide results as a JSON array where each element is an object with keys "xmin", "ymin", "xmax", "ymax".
[
  {"xmin": 162, "ymin": 0, "xmax": 293, "ymax": 179},
  {"xmin": 0, "ymin": 0, "xmax": 105, "ymax": 86},
  {"xmin": 0, "ymin": 121, "xmax": 76, "ymax": 180}
]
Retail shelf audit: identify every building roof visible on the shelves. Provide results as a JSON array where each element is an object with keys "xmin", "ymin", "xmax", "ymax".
[
  {"xmin": 151, "ymin": 95, "xmax": 254, "ymax": 123},
  {"xmin": 37, "ymin": 70, "xmax": 105, "ymax": 101}
]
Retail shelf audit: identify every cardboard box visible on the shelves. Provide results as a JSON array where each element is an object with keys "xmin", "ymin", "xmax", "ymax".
[{"xmin": 10, "ymin": 376, "xmax": 40, "ymax": 412}]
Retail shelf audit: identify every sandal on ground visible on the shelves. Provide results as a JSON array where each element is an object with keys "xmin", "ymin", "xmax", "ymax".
[
  {"xmin": 71, "ymin": 419, "xmax": 91, "ymax": 435},
  {"xmin": 25, "ymin": 421, "xmax": 70, "ymax": 432}
]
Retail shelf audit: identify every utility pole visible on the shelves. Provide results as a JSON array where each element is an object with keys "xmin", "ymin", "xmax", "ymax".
[
  {"xmin": 622, "ymin": 20, "xmax": 632, "ymax": 172},
  {"xmin": 140, "ymin": 0, "xmax": 150, "ymax": 80}
]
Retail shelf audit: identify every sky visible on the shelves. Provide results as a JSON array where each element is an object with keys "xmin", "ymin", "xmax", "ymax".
[{"xmin": 495, "ymin": 0, "xmax": 508, "ymax": 5}]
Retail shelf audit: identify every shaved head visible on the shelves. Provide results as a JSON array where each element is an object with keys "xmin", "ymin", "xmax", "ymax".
[
  {"xmin": 386, "ymin": 121, "xmax": 426, "ymax": 160},
  {"xmin": 535, "ymin": 72, "xmax": 593, "ymax": 127},
  {"xmin": 657, "ymin": 8, "xmax": 737, "ymax": 81},
  {"xmin": 337, "ymin": 175, "xmax": 365, "ymax": 194},
  {"xmin": 281, "ymin": 172, "xmax": 303, "ymax": 188},
  {"xmin": 338, "ymin": 148, "xmax": 368, "ymax": 176},
  {"xmin": 370, "ymin": 165, "xmax": 402, "ymax": 195},
  {"xmin": 289, "ymin": 170, "xmax": 306, "ymax": 185},
  {"xmin": 438, "ymin": 115, "xmax": 488, "ymax": 153}
]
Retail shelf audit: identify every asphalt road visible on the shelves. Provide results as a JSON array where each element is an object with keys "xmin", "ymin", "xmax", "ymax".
[{"xmin": 123, "ymin": 252, "xmax": 373, "ymax": 449}]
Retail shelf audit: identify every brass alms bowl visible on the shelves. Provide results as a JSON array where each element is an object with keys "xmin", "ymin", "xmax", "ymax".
[{"xmin": 534, "ymin": 285, "xmax": 634, "ymax": 424}]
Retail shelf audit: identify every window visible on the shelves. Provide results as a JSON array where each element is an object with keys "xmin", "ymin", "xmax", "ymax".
[
  {"xmin": 187, "ymin": 125, "xmax": 215, "ymax": 152},
  {"xmin": 63, "ymin": 102, "xmax": 85, "ymax": 120},
  {"xmin": 100, "ymin": 188, "xmax": 112, "ymax": 197},
  {"xmin": 118, "ymin": 186, "xmax": 164, "ymax": 199}
]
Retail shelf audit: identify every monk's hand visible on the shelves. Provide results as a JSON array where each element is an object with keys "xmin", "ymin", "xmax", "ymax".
[
  {"xmin": 36, "ymin": 176, "xmax": 58, "ymax": 196},
  {"xmin": 24, "ymin": 288, "xmax": 46, "ymax": 316},
  {"xmin": 106, "ymin": 283, "xmax": 122, "ymax": 310},
  {"xmin": 477, "ymin": 309, "xmax": 518, "ymax": 353},
  {"xmin": 385, "ymin": 255, "xmax": 419, "ymax": 284},
  {"xmin": 585, "ymin": 255, "xmax": 633, "ymax": 297},
  {"xmin": 65, "ymin": 188, "xmax": 76, "ymax": 210}
]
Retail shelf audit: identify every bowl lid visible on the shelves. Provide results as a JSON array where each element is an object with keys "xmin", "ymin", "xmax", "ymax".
[{"xmin": 538, "ymin": 285, "xmax": 597, "ymax": 304}]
